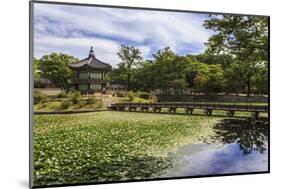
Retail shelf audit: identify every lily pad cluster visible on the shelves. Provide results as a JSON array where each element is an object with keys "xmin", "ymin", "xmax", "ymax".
[{"xmin": 33, "ymin": 112, "xmax": 220, "ymax": 186}]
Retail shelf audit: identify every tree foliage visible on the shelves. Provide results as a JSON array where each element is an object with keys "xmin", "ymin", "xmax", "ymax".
[
  {"xmin": 111, "ymin": 46, "xmax": 226, "ymax": 95},
  {"xmin": 117, "ymin": 45, "xmax": 143, "ymax": 90},
  {"xmin": 33, "ymin": 57, "xmax": 40, "ymax": 81},
  {"xmin": 38, "ymin": 53, "xmax": 78, "ymax": 93},
  {"xmin": 203, "ymin": 15, "xmax": 269, "ymax": 96}
]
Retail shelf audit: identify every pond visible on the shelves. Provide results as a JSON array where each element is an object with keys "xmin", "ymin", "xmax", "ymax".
[{"xmin": 161, "ymin": 118, "xmax": 269, "ymax": 177}]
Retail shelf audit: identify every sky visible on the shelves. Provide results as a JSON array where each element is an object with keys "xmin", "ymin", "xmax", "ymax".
[{"xmin": 34, "ymin": 3, "xmax": 213, "ymax": 67}]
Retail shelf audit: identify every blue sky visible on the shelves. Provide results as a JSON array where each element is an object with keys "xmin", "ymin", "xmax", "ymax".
[{"xmin": 34, "ymin": 3, "xmax": 213, "ymax": 67}]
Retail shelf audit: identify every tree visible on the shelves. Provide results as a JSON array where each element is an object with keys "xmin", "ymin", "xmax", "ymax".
[
  {"xmin": 253, "ymin": 62, "xmax": 268, "ymax": 95},
  {"xmin": 224, "ymin": 62, "xmax": 246, "ymax": 94},
  {"xmin": 204, "ymin": 64, "xmax": 225, "ymax": 93},
  {"xmin": 203, "ymin": 15, "xmax": 268, "ymax": 96},
  {"xmin": 188, "ymin": 53, "xmax": 233, "ymax": 69},
  {"xmin": 152, "ymin": 47, "xmax": 189, "ymax": 94},
  {"xmin": 33, "ymin": 57, "xmax": 40, "ymax": 81},
  {"xmin": 170, "ymin": 78, "xmax": 188, "ymax": 95},
  {"xmin": 189, "ymin": 62, "xmax": 224, "ymax": 94},
  {"xmin": 132, "ymin": 60, "xmax": 156, "ymax": 92},
  {"xmin": 117, "ymin": 45, "xmax": 143, "ymax": 90},
  {"xmin": 38, "ymin": 53, "xmax": 78, "ymax": 93},
  {"xmin": 194, "ymin": 73, "xmax": 208, "ymax": 93},
  {"xmin": 109, "ymin": 64, "xmax": 128, "ymax": 86}
]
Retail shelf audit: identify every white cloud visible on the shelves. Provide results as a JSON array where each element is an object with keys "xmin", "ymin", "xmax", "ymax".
[
  {"xmin": 34, "ymin": 35, "xmax": 151, "ymax": 67},
  {"xmin": 33, "ymin": 3, "xmax": 212, "ymax": 66}
]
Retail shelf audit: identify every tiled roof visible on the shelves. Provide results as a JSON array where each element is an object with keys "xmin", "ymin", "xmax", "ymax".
[{"xmin": 69, "ymin": 46, "xmax": 112, "ymax": 70}]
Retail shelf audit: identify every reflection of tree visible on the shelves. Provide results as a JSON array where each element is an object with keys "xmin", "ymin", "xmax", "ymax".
[{"xmin": 213, "ymin": 118, "xmax": 268, "ymax": 155}]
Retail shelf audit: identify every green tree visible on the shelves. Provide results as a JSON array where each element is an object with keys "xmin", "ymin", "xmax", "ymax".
[
  {"xmin": 224, "ymin": 62, "xmax": 246, "ymax": 94},
  {"xmin": 38, "ymin": 53, "xmax": 78, "ymax": 93},
  {"xmin": 117, "ymin": 45, "xmax": 143, "ymax": 90},
  {"xmin": 152, "ymin": 47, "xmax": 188, "ymax": 94},
  {"xmin": 132, "ymin": 60, "xmax": 156, "ymax": 92},
  {"xmin": 170, "ymin": 78, "xmax": 188, "ymax": 95},
  {"xmin": 188, "ymin": 61, "xmax": 224, "ymax": 94},
  {"xmin": 189, "ymin": 53, "xmax": 233, "ymax": 69},
  {"xmin": 109, "ymin": 64, "xmax": 128, "ymax": 86},
  {"xmin": 203, "ymin": 15, "xmax": 269, "ymax": 96},
  {"xmin": 33, "ymin": 57, "xmax": 40, "ymax": 81},
  {"xmin": 253, "ymin": 62, "xmax": 268, "ymax": 95},
  {"xmin": 204, "ymin": 64, "xmax": 225, "ymax": 93}
]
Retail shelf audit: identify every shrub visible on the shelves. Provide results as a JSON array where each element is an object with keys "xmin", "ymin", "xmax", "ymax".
[
  {"xmin": 69, "ymin": 91, "xmax": 81, "ymax": 104},
  {"xmin": 150, "ymin": 94, "xmax": 158, "ymax": 102},
  {"xmin": 57, "ymin": 92, "xmax": 67, "ymax": 98},
  {"xmin": 76, "ymin": 100, "xmax": 85, "ymax": 109},
  {"xmin": 138, "ymin": 92, "xmax": 150, "ymax": 100},
  {"xmin": 93, "ymin": 101, "xmax": 103, "ymax": 109},
  {"xmin": 128, "ymin": 91, "xmax": 136, "ymax": 101},
  {"xmin": 113, "ymin": 91, "xmax": 125, "ymax": 97},
  {"xmin": 86, "ymin": 97, "xmax": 96, "ymax": 105},
  {"xmin": 132, "ymin": 97, "xmax": 151, "ymax": 103},
  {"xmin": 60, "ymin": 101, "xmax": 72, "ymax": 109},
  {"xmin": 128, "ymin": 91, "xmax": 152, "ymax": 101},
  {"xmin": 34, "ymin": 90, "xmax": 47, "ymax": 104}
]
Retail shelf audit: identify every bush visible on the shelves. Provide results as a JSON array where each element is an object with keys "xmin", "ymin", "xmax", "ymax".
[
  {"xmin": 69, "ymin": 91, "xmax": 81, "ymax": 104},
  {"xmin": 76, "ymin": 101, "xmax": 85, "ymax": 109},
  {"xmin": 132, "ymin": 97, "xmax": 152, "ymax": 103},
  {"xmin": 34, "ymin": 90, "xmax": 47, "ymax": 104},
  {"xmin": 128, "ymin": 91, "xmax": 136, "ymax": 101},
  {"xmin": 138, "ymin": 92, "xmax": 150, "ymax": 100},
  {"xmin": 86, "ymin": 97, "xmax": 96, "ymax": 105},
  {"xmin": 128, "ymin": 91, "xmax": 153, "ymax": 102},
  {"xmin": 93, "ymin": 101, "xmax": 103, "ymax": 109},
  {"xmin": 60, "ymin": 101, "xmax": 72, "ymax": 109},
  {"xmin": 150, "ymin": 94, "xmax": 158, "ymax": 102},
  {"xmin": 57, "ymin": 92, "xmax": 67, "ymax": 98},
  {"xmin": 113, "ymin": 91, "xmax": 125, "ymax": 97}
]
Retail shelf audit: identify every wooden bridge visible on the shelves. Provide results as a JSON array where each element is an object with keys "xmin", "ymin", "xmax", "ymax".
[{"xmin": 109, "ymin": 102, "xmax": 268, "ymax": 119}]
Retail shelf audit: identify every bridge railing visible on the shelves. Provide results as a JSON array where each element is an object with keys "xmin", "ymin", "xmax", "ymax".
[{"xmin": 110, "ymin": 102, "xmax": 268, "ymax": 112}]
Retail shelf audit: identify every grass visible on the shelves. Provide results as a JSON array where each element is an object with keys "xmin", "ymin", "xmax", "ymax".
[
  {"xmin": 34, "ymin": 100, "xmax": 103, "ymax": 112},
  {"xmin": 33, "ymin": 111, "xmax": 220, "ymax": 186}
]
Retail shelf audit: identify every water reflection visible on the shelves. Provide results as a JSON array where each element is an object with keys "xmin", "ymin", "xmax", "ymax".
[
  {"xmin": 161, "ymin": 118, "xmax": 269, "ymax": 177},
  {"xmin": 213, "ymin": 118, "xmax": 268, "ymax": 155}
]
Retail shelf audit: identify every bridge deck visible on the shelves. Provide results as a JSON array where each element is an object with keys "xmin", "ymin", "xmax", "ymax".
[{"xmin": 109, "ymin": 102, "xmax": 268, "ymax": 118}]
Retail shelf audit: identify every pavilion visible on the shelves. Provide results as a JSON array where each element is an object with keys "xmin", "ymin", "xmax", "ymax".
[{"xmin": 68, "ymin": 46, "xmax": 112, "ymax": 94}]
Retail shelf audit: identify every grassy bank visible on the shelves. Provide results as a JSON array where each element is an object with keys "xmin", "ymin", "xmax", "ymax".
[{"xmin": 33, "ymin": 111, "xmax": 220, "ymax": 186}]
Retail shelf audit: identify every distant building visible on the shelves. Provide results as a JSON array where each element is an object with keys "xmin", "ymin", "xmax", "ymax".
[
  {"xmin": 68, "ymin": 46, "xmax": 112, "ymax": 94},
  {"xmin": 110, "ymin": 84, "xmax": 128, "ymax": 91},
  {"xmin": 35, "ymin": 78, "xmax": 54, "ymax": 88}
]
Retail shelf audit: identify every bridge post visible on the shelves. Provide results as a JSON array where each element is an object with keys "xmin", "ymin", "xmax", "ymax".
[
  {"xmin": 141, "ymin": 107, "xmax": 149, "ymax": 112},
  {"xmin": 204, "ymin": 109, "xmax": 213, "ymax": 116},
  {"xmin": 153, "ymin": 107, "xmax": 161, "ymax": 112},
  {"xmin": 185, "ymin": 108, "xmax": 194, "ymax": 115},
  {"xmin": 226, "ymin": 110, "xmax": 235, "ymax": 117},
  {"xmin": 129, "ymin": 106, "xmax": 136, "ymax": 112},
  {"xmin": 252, "ymin": 111, "xmax": 259, "ymax": 120},
  {"xmin": 169, "ymin": 107, "xmax": 177, "ymax": 114},
  {"xmin": 117, "ymin": 106, "xmax": 125, "ymax": 111}
]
